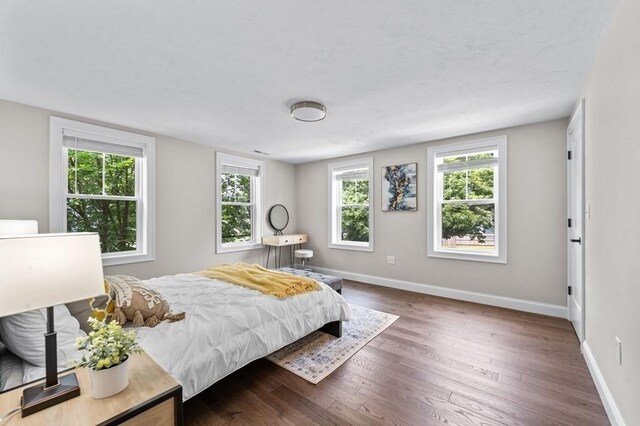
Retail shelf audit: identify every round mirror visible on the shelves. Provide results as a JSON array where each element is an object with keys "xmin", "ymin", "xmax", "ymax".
[{"xmin": 268, "ymin": 204, "xmax": 289, "ymax": 233}]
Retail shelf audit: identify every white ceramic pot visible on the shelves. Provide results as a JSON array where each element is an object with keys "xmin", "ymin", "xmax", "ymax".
[{"xmin": 89, "ymin": 357, "xmax": 130, "ymax": 399}]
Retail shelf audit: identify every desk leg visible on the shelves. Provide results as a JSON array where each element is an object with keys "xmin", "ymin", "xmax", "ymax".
[
  {"xmin": 266, "ymin": 246, "xmax": 272, "ymax": 269},
  {"xmin": 289, "ymin": 245, "xmax": 293, "ymax": 267}
]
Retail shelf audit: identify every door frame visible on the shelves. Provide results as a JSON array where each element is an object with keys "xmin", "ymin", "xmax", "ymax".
[{"xmin": 567, "ymin": 98, "xmax": 586, "ymax": 344}]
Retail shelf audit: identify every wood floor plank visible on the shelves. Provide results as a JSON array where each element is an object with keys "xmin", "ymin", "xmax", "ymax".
[
  {"xmin": 270, "ymin": 385, "xmax": 350, "ymax": 426},
  {"xmin": 375, "ymin": 334, "xmax": 523, "ymax": 381},
  {"xmin": 498, "ymin": 375, "xmax": 608, "ymax": 419},
  {"xmin": 183, "ymin": 398, "xmax": 229, "ymax": 426},
  {"xmin": 185, "ymin": 280, "xmax": 609, "ymax": 425},
  {"xmin": 396, "ymin": 352, "xmax": 607, "ymax": 425},
  {"xmin": 326, "ymin": 401, "xmax": 378, "ymax": 425}
]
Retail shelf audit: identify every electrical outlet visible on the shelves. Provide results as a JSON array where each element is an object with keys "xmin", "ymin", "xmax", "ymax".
[
  {"xmin": 615, "ymin": 337, "xmax": 622, "ymax": 365},
  {"xmin": 386, "ymin": 256, "xmax": 395, "ymax": 265}
]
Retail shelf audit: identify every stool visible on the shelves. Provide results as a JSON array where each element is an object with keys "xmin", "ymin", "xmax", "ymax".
[
  {"xmin": 294, "ymin": 249, "xmax": 313, "ymax": 270},
  {"xmin": 278, "ymin": 267, "xmax": 343, "ymax": 294}
]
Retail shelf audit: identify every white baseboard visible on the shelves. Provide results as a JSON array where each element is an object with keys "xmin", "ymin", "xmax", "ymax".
[
  {"xmin": 314, "ymin": 266, "xmax": 568, "ymax": 318},
  {"xmin": 582, "ymin": 341, "xmax": 626, "ymax": 426}
]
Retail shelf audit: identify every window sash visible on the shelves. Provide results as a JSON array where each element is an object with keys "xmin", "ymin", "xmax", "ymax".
[
  {"xmin": 438, "ymin": 165, "xmax": 497, "ymax": 201},
  {"xmin": 221, "ymin": 201, "xmax": 253, "ymax": 207},
  {"xmin": 221, "ymin": 174, "xmax": 255, "ymax": 246},
  {"xmin": 67, "ymin": 148, "xmax": 139, "ymax": 197},
  {"xmin": 63, "ymin": 146, "xmax": 143, "ymax": 256},
  {"xmin": 329, "ymin": 159, "xmax": 373, "ymax": 250},
  {"xmin": 216, "ymin": 152, "xmax": 263, "ymax": 253},
  {"xmin": 427, "ymin": 136, "xmax": 506, "ymax": 263},
  {"xmin": 66, "ymin": 194, "xmax": 138, "ymax": 202},
  {"xmin": 440, "ymin": 199, "xmax": 495, "ymax": 205},
  {"xmin": 337, "ymin": 203, "xmax": 369, "ymax": 208},
  {"xmin": 51, "ymin": 117, "xmax": 155, "ymax": 266},
  {"xmin": 337, "ymin": 206, "xmax": 369, "ymax": 244}
]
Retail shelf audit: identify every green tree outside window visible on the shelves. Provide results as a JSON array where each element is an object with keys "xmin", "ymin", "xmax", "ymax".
[
  {"xmin": 67, "ymin": 149, "xmax": 137, "ymax": 253},
  {"xmin": 340, "ymin": 179, "xmax": 369, "ymax": 242},
  {"xmin": 440, "ymin": 152, "xmax": 496, "ymax": 250},
  {"xmin": 220, "ymin": 173, "xmax": 253, "ymax": 243}
]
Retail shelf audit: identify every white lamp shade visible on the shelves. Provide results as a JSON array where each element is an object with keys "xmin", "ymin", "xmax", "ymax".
[
  {"xmin": 0, "ymin": 233, "xmax": 105, "ymax": 318},
  {"xmin": 0, "ymin": 220, "xmax": 38, "ymax": 236}
]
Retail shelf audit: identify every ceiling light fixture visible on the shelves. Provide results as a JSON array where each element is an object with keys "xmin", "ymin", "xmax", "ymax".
[{"xmin": 290, "ymin": 101, "xmax": 326, "ymax": 122}]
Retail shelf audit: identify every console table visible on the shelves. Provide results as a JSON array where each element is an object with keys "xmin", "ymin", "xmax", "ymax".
[{"xmin": 262, "ymin": 234, "xmax": 307, "ymax": 269}]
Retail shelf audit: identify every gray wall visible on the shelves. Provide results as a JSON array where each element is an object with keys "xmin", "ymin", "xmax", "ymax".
[
  {"xmin": 296, "ymin": 119, "xmax": 568, "ymax": 306},
  {"xmin": 0, "ymin": 98, "xmax": 297, "ymax": 278},
  {"xmin": 581, "ymin": 0, "xmax": 639, "ymax": 421}
]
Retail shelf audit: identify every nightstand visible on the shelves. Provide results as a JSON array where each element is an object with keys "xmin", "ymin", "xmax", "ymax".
[{"xmin": 0, "ymin": 353, "xmax": 183, "ymax": 425}]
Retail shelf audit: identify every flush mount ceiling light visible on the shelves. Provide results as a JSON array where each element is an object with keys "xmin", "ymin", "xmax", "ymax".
[{"xmin": 290, "ymin": 101, "xmax": 326, "ymax": 122}]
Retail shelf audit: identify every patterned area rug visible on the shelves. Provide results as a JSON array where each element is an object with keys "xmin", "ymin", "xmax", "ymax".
[{"xmin": 266, "ymin": 304, "xmax": 399, "ymax": 384}]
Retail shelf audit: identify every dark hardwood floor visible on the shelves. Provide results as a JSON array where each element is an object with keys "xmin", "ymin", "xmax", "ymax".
[{"xmin": 184, "ymin": 280, "xmax": 609, "ymax": 425}]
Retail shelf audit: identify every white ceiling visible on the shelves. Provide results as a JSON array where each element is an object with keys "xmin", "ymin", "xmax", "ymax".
[{"xmin": 0, "ymin": 1, "xmax": 618, "ymax": 164}]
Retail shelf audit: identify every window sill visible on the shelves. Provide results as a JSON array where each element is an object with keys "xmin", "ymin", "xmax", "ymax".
[
  {"xmin": 102, "ymin": 252, "xmax": 155, "ymax": 266},
  {"xmin": 217, "ymin": 242, "xmax": 263, "ymax": 254},
  {"xmin": 329, "ymin": 242, "xmax": 374, "ymax": 252},
  {"xmin": 428, "ymin": 249, "xmax": 506, "ymax": 264}
]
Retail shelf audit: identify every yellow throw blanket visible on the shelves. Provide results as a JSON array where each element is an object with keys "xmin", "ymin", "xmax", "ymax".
[{"xmin": 197, "ymin": 263, "xmax": 320, "ymax": 298}]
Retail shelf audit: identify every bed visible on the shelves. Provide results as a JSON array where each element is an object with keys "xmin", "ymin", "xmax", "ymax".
[
  {"xmin": 114, "ymin": 272, "xmax": 349, "ymax": 400},
  {"xmin": 0, "ymin": 270, "xmax": 351, "ymax": 401}
]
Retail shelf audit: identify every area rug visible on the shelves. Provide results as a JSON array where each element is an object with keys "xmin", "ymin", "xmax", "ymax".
[{"xmin": 266, "ymin": 304, "xmax": 399, "ymax": 384}]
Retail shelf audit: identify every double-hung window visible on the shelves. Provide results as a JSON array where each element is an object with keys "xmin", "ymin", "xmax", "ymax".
[
  {"xmin": 328, "ymin": 158, "xmax": 374, "ymax": 251},
  {"xmin": 216, "ymin": 152, "xmax": 263, "ymax": 253},
  {"xmin": 427, "ymin": 136, "xmax": 507, "ymax": 263},
  {"xmin": 50, "ymin": 117, "xmax": 155, "ymax": 266}
]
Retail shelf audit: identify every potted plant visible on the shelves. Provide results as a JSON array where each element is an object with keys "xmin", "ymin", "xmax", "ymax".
[{"xmin": 75, "ymin": 317, "xmax": 144, "ymax": 399}]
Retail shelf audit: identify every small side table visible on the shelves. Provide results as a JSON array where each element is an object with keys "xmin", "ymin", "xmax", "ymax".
[
  {"xmin": 0, "ymin": 353, "xmax": 182, "ymax": 425},
  {"xmin": 262, "ymin": 234, "xmax": 307, "ymax": 268}
]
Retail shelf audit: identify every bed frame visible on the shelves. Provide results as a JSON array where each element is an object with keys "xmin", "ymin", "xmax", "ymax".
[{"xmin": 320, "ymin": 320, "xmax": 342, "ymax": 338}]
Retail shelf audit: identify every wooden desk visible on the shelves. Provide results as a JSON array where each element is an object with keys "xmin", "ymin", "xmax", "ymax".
[
  {"xmin": 0, "ymin": 353, "xmax": 182, "ymax": 426},
  {"xmin": 262, "ymin": 234, "xmax": 307, "ymax": 268}
]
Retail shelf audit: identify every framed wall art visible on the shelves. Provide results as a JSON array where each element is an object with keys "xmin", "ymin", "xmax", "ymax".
[{"xmin": 382, "ymin": 163, "xmax": 417, "ymax": 211}]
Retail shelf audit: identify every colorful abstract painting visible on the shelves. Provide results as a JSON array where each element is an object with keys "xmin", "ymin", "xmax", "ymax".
[{"xmin": 382, "ymin": 163, "xmax": 417, "ymax": 211}]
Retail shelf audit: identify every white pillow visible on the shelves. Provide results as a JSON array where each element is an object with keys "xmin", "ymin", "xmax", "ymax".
[
  {"xmin": 0, "ymin": 305, "xmax": 86, "ymax": 368},
  {"xmin": 22, "ymin": 360, "xmax": 76, "ymax": 384},
  {"xmin": 0, "ymin": 343, "xmax": 24, "ymax": 391}
]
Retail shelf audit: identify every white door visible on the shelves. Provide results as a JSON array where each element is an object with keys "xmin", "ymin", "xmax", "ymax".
[{"xmin": 567, "ymin": 100, "xmax": 585, "ymax": 342}]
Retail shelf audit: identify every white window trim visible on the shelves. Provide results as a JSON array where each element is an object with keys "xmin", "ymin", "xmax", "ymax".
[
  {"xmin": 328, "ymin": 157, "xmax": 374, "ymax": 252},
  {"xmin": 427, "ymin": 136, "xmax": 507, "ymax": 264},
  {"xmin": 216, "ymin": 152, "xmax": 264, "ymax": 254},
  {"xmin": 49, "ymin": 116, "xmax": 156, "ymax": 266}
]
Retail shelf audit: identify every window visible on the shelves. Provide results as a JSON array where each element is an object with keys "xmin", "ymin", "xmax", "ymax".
[
  {"xmin": 427, "ymin": 136, "xmax": 507, "ymax": 263},
  {"xmin": 50, "ymin": 117, "xmax": 155, "ymax": 266},
  {"xmin": 328, "ymin": 158, "xmax": 374, "ymax": 251},
  {"xmin": 216, "ymin": 152, "xmax": 263, "ymax": 253}
]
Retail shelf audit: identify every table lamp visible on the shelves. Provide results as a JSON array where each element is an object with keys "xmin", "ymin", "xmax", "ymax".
[{"xmin": 0, "ymin": 232, "xmax": 105, "ymax": 417}]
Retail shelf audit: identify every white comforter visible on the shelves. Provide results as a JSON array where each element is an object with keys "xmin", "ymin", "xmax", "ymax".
[{"xmin": 134, "ymin": 273, "xmax": 350, "ymax": 400}]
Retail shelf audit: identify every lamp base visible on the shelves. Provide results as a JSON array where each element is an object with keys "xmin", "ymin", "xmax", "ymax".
[{"xmin": 21, "ymin": 372, "xmax": 81, "ymax": 417}]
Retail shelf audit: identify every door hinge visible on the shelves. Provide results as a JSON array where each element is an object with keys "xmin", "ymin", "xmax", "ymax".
[
  {"xmin": 568, "ymin": 286, "xmax": 572, "ymax": 295},
  {"xmin": 568, "ymin": 151, "xmax": 572, "ymax": 160},
  {"xmin": 568, "ymin": 218, "xmax": 572, "ymax": 228}
]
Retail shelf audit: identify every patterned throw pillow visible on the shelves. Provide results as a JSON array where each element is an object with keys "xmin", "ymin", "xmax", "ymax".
[
  {"xmin": 106, "ymin": 275, "xmax": 185, "ymax": 327},
  {"xmin": 66, "ymin": 279, "xmax": 115, "ymax": 333}
]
